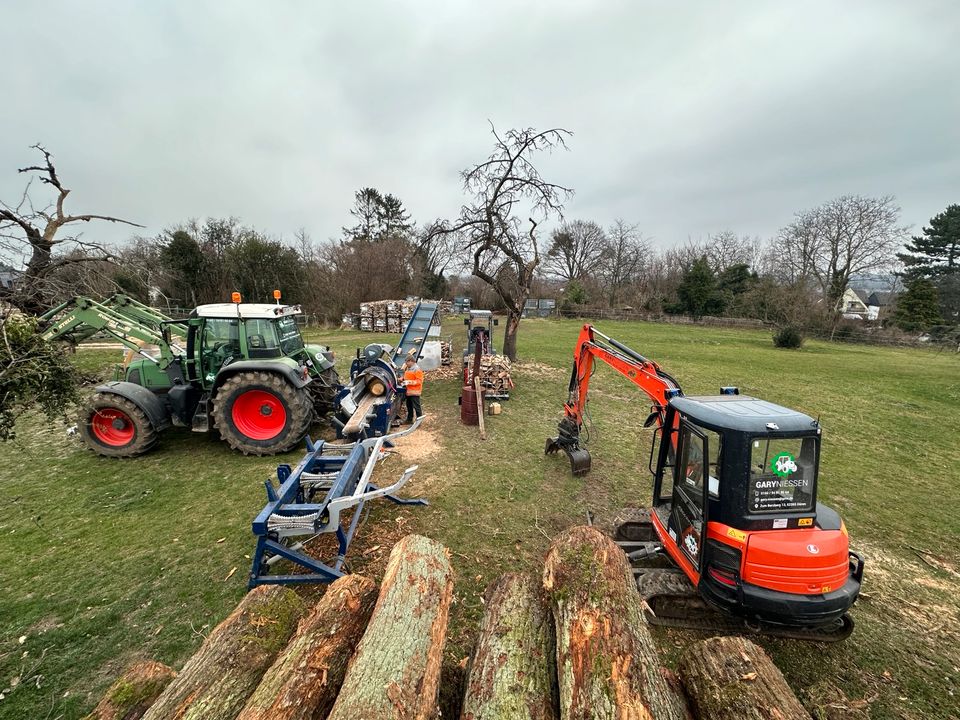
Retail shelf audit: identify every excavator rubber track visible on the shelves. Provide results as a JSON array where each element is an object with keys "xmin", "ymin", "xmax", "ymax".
[{"xmin": 614, "ymin": 513, "xmax": 855, "ymax": 644}]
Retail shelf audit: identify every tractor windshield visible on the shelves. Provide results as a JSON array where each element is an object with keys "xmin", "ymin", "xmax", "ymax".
[
  {"xmin": 748, "ymin": 435, "xmax": 817, "ymax": 513},
  {"xmin": 276, "ymin": 316, "xmax": 305, "ymax": 356}
]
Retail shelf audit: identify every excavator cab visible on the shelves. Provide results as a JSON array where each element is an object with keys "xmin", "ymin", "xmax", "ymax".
[{"xmin": 646, "ymin": 394, "xmax": 863, "ymax": 635}]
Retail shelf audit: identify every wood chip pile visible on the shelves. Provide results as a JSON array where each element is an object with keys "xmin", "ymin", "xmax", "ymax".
[
  {"xmin": 466, "ymin": 354, "xmax": 514, "ymax": 396},
  {"xmin": 93, "ymin": 527, "xmax": 812, "ymax": 720},
  {"xmin": 342, "ymin": 299, "xmax": 453, "ymax": 333}
]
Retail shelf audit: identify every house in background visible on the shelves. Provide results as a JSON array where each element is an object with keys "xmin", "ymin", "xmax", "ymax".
[
  {"xmin": 866, "ymin": 291, "xmax": 895, "ymax": 321},
  {"xmin": 838, "ymin": 288, "xmax": 870, "ymax": 319},
  {"xmin": 0, "ymin": 265, "xmax": 21, "ymax": 290}
]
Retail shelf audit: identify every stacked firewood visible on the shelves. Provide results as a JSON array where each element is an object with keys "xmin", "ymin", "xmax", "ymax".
[
  {"xmin": 466, "ymin": 354, "xmax": 515, "ymax": 396},
  {"xmin": 440, "ymin": 340, "xmax": 452, "ymax": 366},
  {"xmin": 89, "ymin": 529, "xmax": 812, "ymax": 720},
  {"xmin": 346, "ymin": 298, "xmax": 453, "ymax": 333}
]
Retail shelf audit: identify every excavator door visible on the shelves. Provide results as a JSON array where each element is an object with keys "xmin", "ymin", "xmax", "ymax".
[{"xmin": 668, "ymin": 422, "xmax": 709, "ymax": 570}]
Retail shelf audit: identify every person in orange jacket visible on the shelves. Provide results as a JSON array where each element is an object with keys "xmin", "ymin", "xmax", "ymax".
[{"xmin": 401, "ymin": 353, "xmax": 424, "ymax": 424}]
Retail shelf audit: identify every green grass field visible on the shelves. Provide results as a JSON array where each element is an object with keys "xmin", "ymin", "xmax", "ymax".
[{"xmin": 2, "ymin": 318, "xmax": 958, "ymax": 719}]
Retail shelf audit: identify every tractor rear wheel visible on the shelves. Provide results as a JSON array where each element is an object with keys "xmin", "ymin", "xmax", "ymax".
[
  {"xmin": 213, "ymin": 371, "xmax": 313, "ymax": 455},
  {"xmin": 80, "ymin": 393, "xmax": 159, "ymax": 458}
]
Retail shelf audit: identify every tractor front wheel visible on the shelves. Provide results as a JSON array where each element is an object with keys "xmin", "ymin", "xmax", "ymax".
[
  {"xmin": 213, "ymin": 371, "xmax": 313, "ymax": 455},
  {"xmin": 79, "ymin": 393, "xmax": 159, "ymax": 458}
]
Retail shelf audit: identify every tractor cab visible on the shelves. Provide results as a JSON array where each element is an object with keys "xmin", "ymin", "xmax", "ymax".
[{"xmin": 648, "ymin": 391, "xmax": 863, "ymax": 627}]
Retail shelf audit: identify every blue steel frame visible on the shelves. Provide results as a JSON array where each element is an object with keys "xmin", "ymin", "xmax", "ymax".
[{"xmin": 249, "ymin": 434, "xmax": 428, "ymax": 587}]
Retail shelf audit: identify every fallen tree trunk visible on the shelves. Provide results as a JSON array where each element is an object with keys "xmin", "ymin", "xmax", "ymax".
[
  {"xmin": 237, "ymin": 574, "xmax": 379, "ymax": 720},
  {"xmin": 82, "ymin": 660, "xmax": 176, "ymax": 720},
  {"xmin": 142, "ymin": 585, "xmax": 304, "ymax": 720},
  {"xmin": 462, "ymin": 573, "xmax": 558, "ymax": 720},
  {"xmin": 542, "ymin": 525, "xmax": 690, "ymax": 720},
  {"xmin": 678, "ymin": 636, "xmax": 810, "ymax": 719},
  {"xmin": 327, "ymin": 534, "xmax": 454, "ymax": 720}
]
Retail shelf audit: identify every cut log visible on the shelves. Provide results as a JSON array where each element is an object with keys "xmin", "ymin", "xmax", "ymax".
[
  {"xmin": 678, "ymin": 636, "xmax": 810, "ymax": 720},
  {"xmin": 142, "ymin": 585, "xmax": 304, "ymax": 720},
  {"xmin": 237, "ymin": 574, "xmax": 379, "ymax": 720},
  {"xmin": 542, "ymin": 525, "xmax": 690, "ymax": 720},
  {"xmin": 82, "ymin": 660, "xmax": 176, "ymax": 720},
  {"xmin": 461, "ymin": 573, "xmax": 559, "ymax": 720},
  {"xmin": 327, "ymin": 534, "xmax": 455, "ymax": 720}
]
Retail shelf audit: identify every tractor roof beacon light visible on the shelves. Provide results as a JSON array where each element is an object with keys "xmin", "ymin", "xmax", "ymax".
[{"xmin": 273, "ymin": 289, "xmax": 281, "ymax": 306}]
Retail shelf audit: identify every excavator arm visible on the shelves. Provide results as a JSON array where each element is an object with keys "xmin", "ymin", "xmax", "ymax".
[{"xmin": 545, "ymin": 324, "xmax": 683, "ymax": 476}]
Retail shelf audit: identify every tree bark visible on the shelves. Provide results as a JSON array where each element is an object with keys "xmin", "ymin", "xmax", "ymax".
[
  {"xmin": 678, "ymin": 636, "xmax": 810, "ymax": 720},
  {"xmin": 142, "ymin": 585, "xmax": 304, "ymax": 720},
  {"xmin": 327, "ymin": 534, "xmax": 455, "ymax": 720},
  {"xmin": 82, "ymin": 660, "xmax": 176, "ymax": 720},
  {"xmin": 236, "ymin": 574, "xmax": 378, "ymax": 720},
  {"xmin": 542, "ymin": 525, "xmax": 690, "ymax": 720},
  {"xmin": 462, "ymin": 573, "xmax": 559, "ymax": 720}
]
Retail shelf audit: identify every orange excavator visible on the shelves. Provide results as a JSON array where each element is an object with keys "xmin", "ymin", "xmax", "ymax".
[{"xmin": 545, "ymin": 325, "xmax": 864, "ymax": 641}]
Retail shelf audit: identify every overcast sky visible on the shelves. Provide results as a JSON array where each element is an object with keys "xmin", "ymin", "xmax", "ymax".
[{"xmin": 2, "ymin": 1, "xmax": 958, "ymax": 255}]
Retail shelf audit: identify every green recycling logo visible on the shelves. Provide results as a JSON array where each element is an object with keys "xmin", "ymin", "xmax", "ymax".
[{"xmin": 771, "ymin": 452, "xmax": 798, "ymax": 478}]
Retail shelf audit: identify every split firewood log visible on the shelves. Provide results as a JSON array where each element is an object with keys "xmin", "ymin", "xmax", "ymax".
[
  {"xmin": 141, "ymin": 585, "xmax": 304, "ymax": 720},
  {"xmin": 326, "ymin": 535, "xmax": 455, "ymax": 720},
  {"xmin": 678, "ymin": 635, "xmax": 810, "ymax": 719},
  {"xmin": 542, "ymin": 526, "xmax": 690, "ymax": 720}
]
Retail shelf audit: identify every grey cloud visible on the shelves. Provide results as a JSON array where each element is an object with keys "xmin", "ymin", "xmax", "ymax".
[{"xmin": 1, "ymin": 0, "xmax": 957, "ymax": 255}]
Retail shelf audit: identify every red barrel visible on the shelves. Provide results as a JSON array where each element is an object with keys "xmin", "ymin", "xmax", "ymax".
[{"xmin": 460, "ymin": 385, "xmax": 480, "ymax": 425}]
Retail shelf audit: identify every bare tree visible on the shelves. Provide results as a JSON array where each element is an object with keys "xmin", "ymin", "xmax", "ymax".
[
  {"xmin": 0, "ymin": 144, "xmax": 143, "ymax": 313},
  {"xmin": 543, "ymin": 220, "xmax": 607, "ymax": 281},
  {"xmin": 777, "ymin": 195, "xmax": 908, "ymax": 308},
  {"xmin": 430, "ymin": 125, "xmax": 573, "ymax": 360},
  {"xmin": 603, "ymin": 219, "xmax": 649, "ymax": 305}
]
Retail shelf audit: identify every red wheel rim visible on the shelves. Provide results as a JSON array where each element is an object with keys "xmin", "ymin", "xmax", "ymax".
[
  {"xmin": 231, "ymin": 389, "xmax": 287, "ymax": 441},
  {"xmin": 91, "ymin": 408, "xmax": 136, "ymax": 447}
]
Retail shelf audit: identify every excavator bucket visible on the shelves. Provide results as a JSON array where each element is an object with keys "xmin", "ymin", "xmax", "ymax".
[{"xmin": 545, "ymin": 437, "xmax": 592, "ymax": 476}]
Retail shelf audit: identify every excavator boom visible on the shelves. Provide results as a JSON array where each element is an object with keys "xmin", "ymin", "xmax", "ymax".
[{"xmin": 545, "ymin": 324, "xmax": 682, "ymax": 475}]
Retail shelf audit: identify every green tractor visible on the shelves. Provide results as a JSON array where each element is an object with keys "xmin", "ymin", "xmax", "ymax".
[{"xmin": 41, "ymin": 295, "xmax": 339, "ymax": 457}]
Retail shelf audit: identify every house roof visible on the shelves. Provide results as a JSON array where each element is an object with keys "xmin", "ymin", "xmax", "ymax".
[{"xmin": 867, "ymin": 291, "xmax": 894, "ymax": 306}]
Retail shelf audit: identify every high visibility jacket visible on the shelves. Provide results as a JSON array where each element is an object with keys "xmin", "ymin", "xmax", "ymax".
[{"xmin": 403, "ymin": 364, "xmax": 424, "ymax": 396}]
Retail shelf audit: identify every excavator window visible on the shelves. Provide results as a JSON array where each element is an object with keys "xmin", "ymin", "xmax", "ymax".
[{"xmin": 748, "ymin": 435, "xmax": 817, "ymax": 513}]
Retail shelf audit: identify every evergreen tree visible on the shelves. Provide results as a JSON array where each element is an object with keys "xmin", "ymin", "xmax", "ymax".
[
  {"xmin": 892, "ymin": 279, "xmax": 942, "ymax": 331},
  {"xmin": 676, "ymin": 257, "xmax": 723, "ymax": 320},
  {"xmin": 897, "ymin": 204, "xmax": 960, "ymax": 280}
]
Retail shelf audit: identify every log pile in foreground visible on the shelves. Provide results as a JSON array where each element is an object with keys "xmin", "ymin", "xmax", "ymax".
[
  {"xmin": 543, "ymin": 525, "xmax": 690, "ymax": 720},
  {"xmin": 141, "ymin": 585, "xmax": 304, "ymax": 720},
  {"xmin": 82, "ymin": 660, "xmax": 176, "ymax": 720},
  {"xmin": 237, "ymin": 574, "xmax": 379, "ymax": 720},
  {"xmin": 679, "ymin": 635, "xmax": 810, "ymax": 720},
  {"xmin": 327, "ymin": 534, "xmax": 455, "ymax": 720},
  {"xmin": 89, "ymin": 529, "xmax": 814, "ymax": 720},
  {"xmin": 462, "ymin": 573, "xmax": 558, "ymax": 720}
]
